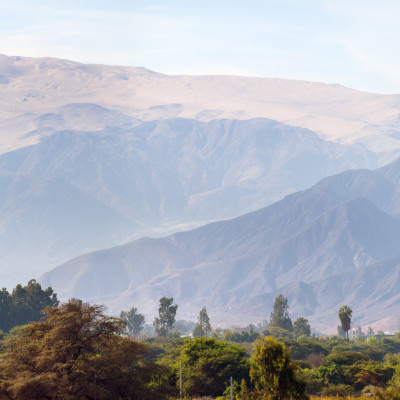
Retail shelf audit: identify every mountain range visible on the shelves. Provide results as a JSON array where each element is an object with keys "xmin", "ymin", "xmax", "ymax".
[
  {"xmin": 1, "ymin": 55, "xmax": 400, "ymax": 331},
  {"xmin": 1, "ymin": 55, "xmax": 400, "ymax": 287},
  {"xmin": 1, "ymin": 55, "xmax": 400, "ymax": 151},
  {"xmin": 40, "ymin": 157, "xmax": 400, "ymax": 331}
]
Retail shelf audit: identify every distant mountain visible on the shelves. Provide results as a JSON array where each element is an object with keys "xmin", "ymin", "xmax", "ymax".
[
  {"xmin": 40, "ymin": 157, "xmax": 400, "ymax": 330},
  {"xmin": 1, "ymin": 55, "xmax": 399, "ymax": 153},
  {"xmin": 0, "ymin": 171, "xmax": 134, "ymax": 281},
  {"xmin": 1, "ymin": 54, "xmax": 400, "ymax": 288},
  {"xmin": 0, "ymin": 117, "xmax": 388, "ymax": 286}
]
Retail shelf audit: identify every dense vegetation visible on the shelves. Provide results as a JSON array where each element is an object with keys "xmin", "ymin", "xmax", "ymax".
[
  {"xmin": 2, "ymin": 284, "xmax": 400, "ymax": 399},
  {"xmin": 145, "ymin": 331, "xmax": 400, "ymax": 399},
  {"xmin": 0, "ymin": 300, "xmax": 168, "ymax": 400},
  {"xmin": 0, "ymin": 279, "xmax": 59, "ymax": 332}
]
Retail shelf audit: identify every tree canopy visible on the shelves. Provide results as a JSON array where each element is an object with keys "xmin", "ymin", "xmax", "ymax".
[
  {"xmin": 0, "ymin": 279, "xmax": 59, "ymax": 332},
  {"xmin": 193, "ymin": 307, "xmax": 212, "ymax": 337},
  {"xmin": 338, "ymin": 305, "xmax": 353, "ymax": 343},
  {"xmin": 180, "ymin": 337, "xmax": 249, "ymax": 398},
  {"xmin": 0, "ymin": 301, "xmax": 167, "ymax": 400},
  {"xmin": 294, "ymin": 317, "xmax": 311, "ymax": 338},
  {"xmin": 120, "ymin": 306, "xmax": 145, "ymax": 338},
  {"xmin": 250, "ymin": 336, "xmax": 308, "ymax": 400},
  {"xmin": 269, "ymin": 294, "xmax": 293, "ymax": 331},
  {"xmin": 153, "ymin": 297, "xmax": 178, "ymax": 337}
]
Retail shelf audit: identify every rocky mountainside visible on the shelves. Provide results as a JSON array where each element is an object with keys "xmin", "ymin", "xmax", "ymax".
[
  {"xmin": 0, "ymin": 117, "xmax": 382, "ymax": 284},
  {"xmin": 40, "ymin": 157, "xmax": 400, "ymax": 331}
]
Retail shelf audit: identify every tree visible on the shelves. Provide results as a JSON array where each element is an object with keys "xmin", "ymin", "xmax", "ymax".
[
  {"xmin": 193, "ymin": 307, "xmax": 212, "ymax": 337},
  {"xmin": 294, "ymin": 317, "xmax": 311, "ymax": 338},
  {"xmin": 153, "ymin": 297, "xmax": 178, "ymax": 336},
  {"xmin": 269, "ymin": 294, "xmax": 293, "ymax": 331},
  {"xmin": 250, "ymin": 336, "xmax": 308, "ymax": 400},
  {"xmin": 0, "ymin": 287, "xmax": 12, "ymax": 332},
  {"xmin": 0, "ymin": 279, "xmax": 59, "ymax": 332},
  {"xmin": 120, "ymin": 306, "xmax": 145, "ymax": 338},
  {"xmin": 323, "ymin": 350, "xmax": 368, "ymax": 366},
  {"xmin": 222, "ymin": 327, "xmax": 259, "ymax": 343},
  {"xmin": 338, "ymin": 305, "xmax": 352, "ymax": 344},
  {"xmin": 0, "ymin": 301, "xmax": 167, "ymax": 400},
  {"xmin": 267, "ymin": 326, "xmax": 295, "ymax": 339},
  {"xmin": 180, "ymin": 337, "xmax": 249, "ymax": 398}
]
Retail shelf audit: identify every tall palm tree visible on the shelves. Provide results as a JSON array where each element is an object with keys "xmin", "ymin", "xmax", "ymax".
[{"xmin": 338, "ymin": 305, "xmax": 352, "ymax": 344}]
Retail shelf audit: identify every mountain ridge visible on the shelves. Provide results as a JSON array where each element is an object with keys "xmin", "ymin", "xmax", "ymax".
[
  {"xmin": 1, "ymin": 117, "xmax": 389, "ymax": 286},
  {"xmin": 1, "ymin": 54, "xmax": 399, "ymax": 154},
  {"xmin": 1, "ymin": 54, "xmax": 399, "ymax": 317},
  {"xmin": 39, "ymin": 157, "xmax": 400, "ymax": 330}
]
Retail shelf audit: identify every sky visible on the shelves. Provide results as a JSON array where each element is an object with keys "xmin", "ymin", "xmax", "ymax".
[{"xmin": 0, "ymin": 0, "xmax": 399, "ymax": 94}]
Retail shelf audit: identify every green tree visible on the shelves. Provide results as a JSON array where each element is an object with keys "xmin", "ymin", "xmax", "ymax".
[
  {"xmin": 266, "ymin": 326, "xmax": 295, "ymax": 339},
  {"xmin": 222, "ymin": 327, "xmax": 259, "ymax": 343},
  {"xmin": 323, "ymin": 351, "xmax": 369, "ymax": 367},
  {"xmin": 338, "ymin": 305, "xmax": 352, "ymax": 344},
  {"xmin": 356, "ymin": 363, "xmax": 394, "ymax": 388},
  {"xmin": 0, "ymin": 287, "xmax": 12, "ymax": 332},
  {"xmin": 193, "ymin": 307, "xmax": 212, "ymax": 337},
  {"xmin": 250, "ymin": 336, "xmax": 308, "ymax": 399},
  {"xmin": 153, "ymin": 297, "xmax": 178, "ymax": 337},
  {"xmin": 67, "ymin": 297, "xmax": 83, "ymax": 306},
  {"xmin": 269, "ymin": 294, "xmax": 293, "ymax": 331},
  {"xmin": 0, "ymin": 301, "xmax": 167, "ymax": 400},
  {"xmin": 180, "ymin": 337, "xmax": 249, "ymax": 398},
  {"xmin": 120, "ymin": 306, "xmax": 145, "ymax": 338},
  {"xmin": 0, "ymin": 280, "xmax": 59, "ymax": 332},
  {"xmin": 294, "ymin": 317, "xmax": 311, "ymax": 338}
]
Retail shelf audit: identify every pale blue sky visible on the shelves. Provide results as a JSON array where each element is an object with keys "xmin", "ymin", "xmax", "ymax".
[{"xmin": 0, "ymin": 0, "xmax": 399, "ymax": 93}]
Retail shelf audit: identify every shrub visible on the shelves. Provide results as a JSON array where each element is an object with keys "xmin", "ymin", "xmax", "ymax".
[
  {"xmin": 250, "ymin": 337, "xmax": 308, "ymax": 400},
  {"xmin": 323, "ymin": 351, "xmax": 369, "ymax": 366},
  {"xmin": 321, "ymin": 383, "xmax": 354, "ymax": 397}
]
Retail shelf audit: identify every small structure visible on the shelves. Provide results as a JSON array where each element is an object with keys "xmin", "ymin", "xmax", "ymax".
[{"xmin": 351, "ymin": 326, "xmax": 363, "ymax": 338}]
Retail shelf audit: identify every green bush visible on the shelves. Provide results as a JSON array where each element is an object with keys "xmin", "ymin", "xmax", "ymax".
[
  {"xmin": 280, "ymin": 338, "xmax": 328, "ymax": 361},
  {"xmin": 321, "ymin": 383, "xmax": 354, "ymax": 397},
  {"xmin": 179, "ymin": 337, "xmax": 249, "ymax": 398},
  {"xmin": 250, "ymin": 337, "xmax": 308, "ymax": 400},
  {"xmin": 323, "ymin": 350, "xmax": 369, "ymax": 366}
]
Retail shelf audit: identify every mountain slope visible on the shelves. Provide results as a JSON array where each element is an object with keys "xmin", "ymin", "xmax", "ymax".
[
  {"xmin": 1, "ymin": 54, "xmax": 400, "ymax": 288},
  {"xmin": 281, "ymin": 255, "xmax": 400, "ymax": 330},
  {"xmin": 0, "ymin": 172, "xmax": 133, "ymax": 281},
  {"xmin": 0, "ymin": 118, "xmax": 385, "ymax": 286},
  {"xmin": 1, "ymin": 55, "xmax": 399, "ymax": 153},
  {"xmin": 39, "ymin": 158, "xmax": 400, "ymax": 329}
]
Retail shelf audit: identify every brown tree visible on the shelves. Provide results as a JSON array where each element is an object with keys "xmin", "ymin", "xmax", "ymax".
[{"xmin": 0, "ymin": 301, "xmax": 167, "ymax": 400}]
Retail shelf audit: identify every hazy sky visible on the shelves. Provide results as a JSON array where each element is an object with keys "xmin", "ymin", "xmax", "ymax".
[{"xmin": 0, "ymin": 0, "xmax": 399, "ymax": 93}]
